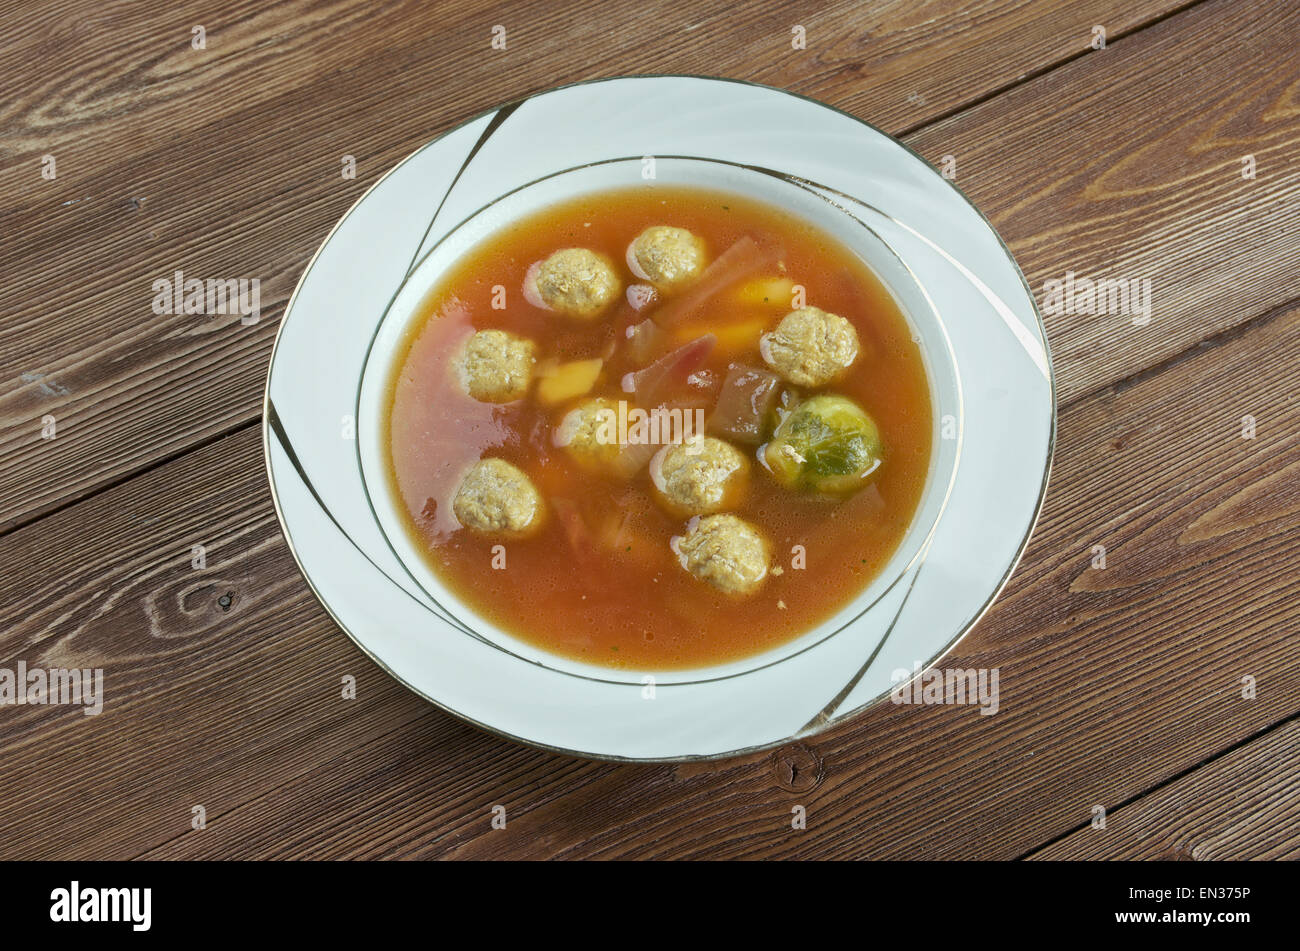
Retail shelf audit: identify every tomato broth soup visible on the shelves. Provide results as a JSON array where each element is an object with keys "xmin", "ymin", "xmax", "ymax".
[{"xmin": 384, "ymin": 186, "xmax": 932, "ymax": 670}]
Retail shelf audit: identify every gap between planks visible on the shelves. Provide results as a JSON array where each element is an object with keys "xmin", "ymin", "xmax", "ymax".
[
  {"xmin": 889, "ymin": 0, "xmax": 1210, "ymax": 140},
  {"xmin": 1014, "ymin": 708, "xmax": 1300, "ymax": 860}
]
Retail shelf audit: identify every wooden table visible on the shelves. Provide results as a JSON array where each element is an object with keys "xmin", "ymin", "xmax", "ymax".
[{"xmin": 1, "ymin": 0, "xmax": 1296, "ymax": 860}]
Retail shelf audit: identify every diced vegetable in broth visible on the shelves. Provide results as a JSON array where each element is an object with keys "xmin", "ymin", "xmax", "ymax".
[
  {"xmin": 627, "ymin": 283, "xmax": 658, "ymax": 310},
  {"xmin": 708, "ymin": 364, "xmax": 782, "ymax": 445},
  {"xmin": 673, "ymin": 317, "xmax": 767, "ymax": 356},
  {"xmin": 733, "ymin": 276, "xmax": 797, "ymax": 308},
  {"xmin": 536, "ymin": 358, "xmax": 603, "ymax": 406},
  {"xmin": 620, "ymin": 334, "xmax": 716, "ymax": 404},
  {"xmin": 625, "ymin": 317, "xmax": 667, "ymax": 367}
]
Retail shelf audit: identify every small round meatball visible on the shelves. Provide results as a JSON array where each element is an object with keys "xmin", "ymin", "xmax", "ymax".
[
  {"xmin": 650, "ymin": 436, "xmax": 749, "ymax": 516},
  {"xmin": 452, "ymin": 458, "xmax": 544, "ymax": 537},
  {"xmin": 456, "ymin": 329, "xmax": 536, "ymax": 402},
  {"xmin": 533, "ymin": 248, "xmax": 620, "ymax": 319},
  {"xmin": 759, "ymin": 306, "xmax": 860, "ymax": 387},
  {"xmin": 673, "ymin": 514, "xmax": 770, "ymax": 596},
  {"xmin": 553, "ymin": 397, "xmax": 623, "ymax": 472},
  {"xmin": 629, "ymin": 226, "xmax": 706, "ymax": 289}
]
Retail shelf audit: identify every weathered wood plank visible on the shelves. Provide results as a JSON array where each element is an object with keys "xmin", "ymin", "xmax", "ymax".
[
  {"xmin": 3, "ymin": 298, "xmax": 1295, "ymax": 859},
  {"xmin": 904, "ymin": 0, "xmax": 1300, "ymax": 409},
  {"xmin": 0, "ymin": 0, "xmax": 1213, "ymax": 529},
  {"xmin": 0, "ymin": 427, "xmax": 446, "ymax": 858},
  {"xmin": 0, "ymin": 0, "xmax": 1186, "ymax": 180},
  {"xmin": 1028, "ymin": 719, "xmax": 1300, "ymax": 860}
]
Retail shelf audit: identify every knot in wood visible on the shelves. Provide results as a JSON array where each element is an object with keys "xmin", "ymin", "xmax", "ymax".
[{"xmin": 771, "ymin": 742, "xmax": 823, "ymax": 793}]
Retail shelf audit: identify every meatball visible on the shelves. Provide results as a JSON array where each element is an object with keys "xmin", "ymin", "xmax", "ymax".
[
  {"xmin": 763, "ymin": 394, "xmax": 883, "ymax": 496},
  {"xmin": 629, "ymin": 226, "xmax": 706, "ymax": 289},
  {"xmin": 456, "ymin": 329, "xmax": 536, "ymax": 402},
  {"xmin": 673, "ymin": 514, "xmax": 770, "ymax": 596},
  {"xmin": 759, "ymin": 306, "xmax": 860, "ymax": 387},
  {"xmin": 650, "ymin": 436, "xmax": 749, "ymax": 516},
  {"xmin": 533, "ymin": 248, "xmax": 621, "ymax": 319},
  {"xmin": 452, "ymin": 458, "xmax": 544, "ymax": 537},
  {"xmin": 553, "ymin": 397, "xmax": 623, "ymax": 472}
]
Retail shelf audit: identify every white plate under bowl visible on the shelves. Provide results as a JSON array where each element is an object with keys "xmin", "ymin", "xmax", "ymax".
[{"xmin": 264, "ymin": 75, "xmax": 1055, "ymax": 761}]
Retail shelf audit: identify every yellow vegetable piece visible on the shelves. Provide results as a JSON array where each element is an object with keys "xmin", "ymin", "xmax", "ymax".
[
  {"xmin": 673, "ymin": 319, "xmax": 766, "ymax": 355},
  {"xmin": 537, "ymin": 358, "xmax": 603, "ymax": 405},
  {"xmin": 733, "ymin": 277, "xmax": 797, "ymax": 308}
]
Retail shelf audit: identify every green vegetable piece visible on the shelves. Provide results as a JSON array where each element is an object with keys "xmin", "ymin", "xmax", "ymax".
[{"xmin": 763, "ymin": 394, "xmax": 883, "ymax": 495}]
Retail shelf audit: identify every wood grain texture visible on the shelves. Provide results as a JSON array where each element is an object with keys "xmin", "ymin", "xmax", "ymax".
[
  {"xmin": 1029, "ymin": 718, "xmax": 1300, "ymax": 860},
  {"xmin": 0, "ymin": 0, "xmax": 1296, "ymax": 861},
  {"xmin": 0, "ymin": 0, "xmax": 1201, "ymax": 530},
  {"xmin": 904, "ymin": 0, "xmax": 1300, "ymax": 408},
  {"xmin": 2, "ymin": 297, "xmax": 1295, "ymax": 859}
]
